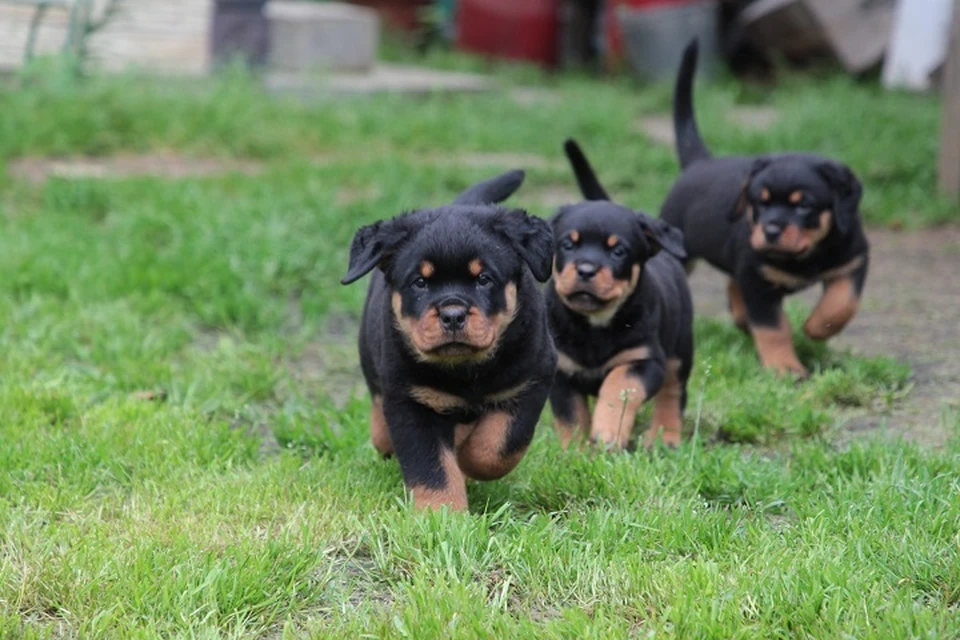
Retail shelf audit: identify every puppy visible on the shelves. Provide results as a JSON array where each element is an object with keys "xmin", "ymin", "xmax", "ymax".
[
  {"xmin": 660, "ymin": 39, "xmax": 869, "ymax": 378},
  {"xmin": 546, "ymin": 140, "xmax": 694, "ymax": 450},
  {"xmin": 341, "ymin": 170, "xmax": 557, "ymax": 511}
]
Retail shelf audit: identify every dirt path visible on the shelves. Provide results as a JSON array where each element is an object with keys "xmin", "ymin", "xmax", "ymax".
[{"xmin": 688, "ymin": 228, "xmax": 960, "ymax": 448}]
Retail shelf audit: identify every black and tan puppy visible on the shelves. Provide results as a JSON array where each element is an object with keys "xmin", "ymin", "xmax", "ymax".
[
  {"xmin": 341, "ymin": 170, "xmax": 557, "ymax": 511},
  {"xmin": 547, "ymin": 140, "xmax": 693, "ymax": 451},
  {"xmin": 660, "ymin": 40, "xmax": 869, "ymax": 378}
]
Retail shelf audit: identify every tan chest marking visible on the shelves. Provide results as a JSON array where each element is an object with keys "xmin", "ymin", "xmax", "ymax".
[
  {"xmin": 408, "ymin": 379, "xmax": 532, "ymax": 414},
  {"xmin": 557, "ymin": 345, "xmax": 651, "ymax": 378},
  {"xmin": 759, "ymin": 254, "xmax": 866, "ymax": 290}
]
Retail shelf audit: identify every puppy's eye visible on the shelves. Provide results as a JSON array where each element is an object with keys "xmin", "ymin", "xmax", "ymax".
[
  {"xmin": 611, "ymin": 245, "xmax": 629, "ymax": 259},
  {"xmin": 411, "ymin": 277, "xmax": 427, "ymax": 290},
  {"xmin": 477, "ymin": 273, "xmax": 494, "ymax": 287},
  {"xmin": 560, "ymin": 238, "xmax": 576, "ymax": 251}
]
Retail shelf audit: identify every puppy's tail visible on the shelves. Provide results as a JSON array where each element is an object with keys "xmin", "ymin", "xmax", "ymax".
[
  {"xmin": 453, "ymin": 169, "xmax": 525, "ymax": 205},
  {"xmin": 673, "ymin": 38, "xmax": 711, "ymax": 170},
  {"xmin": 563, "ymin": 139, "xmax": 611, "ymax": 200}
]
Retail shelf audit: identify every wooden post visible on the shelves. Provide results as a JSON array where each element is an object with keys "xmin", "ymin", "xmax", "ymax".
[{"xmin": 938, "ymin": 0, "xmax": 960, "ymax": 198}]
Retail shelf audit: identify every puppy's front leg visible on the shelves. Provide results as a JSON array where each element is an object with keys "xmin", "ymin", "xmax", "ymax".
[
  {"xmin": 550, "ymin": 371, "xmax": 591, "ymax": 449},
  {"xmin": 456, "ymin": 377, "xmax": 552, "ymax": 481},
  {"xmin": 384, "ymin": 395, "xmax": 466, "ymax": 511},
  {"xmin": 739, "ymin": 273, "xmax": 808, "ymax": 378},
  {"xmin": 591, "ymin": 360, "xmax": 664, "ymax": 451}
]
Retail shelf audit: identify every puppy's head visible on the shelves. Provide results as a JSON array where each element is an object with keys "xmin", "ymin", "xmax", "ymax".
[
  {"xmin": 733, "ymin": 156, "xmax": 862, "ymax": 259},
  {"xmin": 341, "ymin": 171, "xmax": 553, "ymax": 365},
  {"xmin": 551, "ymin": 202, "xmax": 685, "ymax": 317}
]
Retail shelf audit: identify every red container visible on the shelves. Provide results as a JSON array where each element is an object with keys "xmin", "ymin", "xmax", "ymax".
[
  {"xmin": 604, "ymin": 0, "xmax": 700, "ymax": 68},
  {"xmin": 456, "ymin": 0, "xmax": 561, "ymax": 68}
]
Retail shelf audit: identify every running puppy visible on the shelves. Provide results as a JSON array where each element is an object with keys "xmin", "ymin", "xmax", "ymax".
[
  {"xmin": 547, "ymin": 140, "xmax": 693, "ymax": 450},
  {"xmin": 660, "ymin": 39, "xmax": 869, "ymax": 378},
  {"xmin": 341, "ymin": 170, "xmax": 557, "ymax": 511}
]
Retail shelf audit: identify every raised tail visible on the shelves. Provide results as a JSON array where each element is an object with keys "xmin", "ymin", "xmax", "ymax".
[
  {"xmin": 563, "ymin": 139, "xmax": 611, "ymax": 200},
  {"xmin": 452, "ymin": 169, "xmax": 525, "ymax": 205},
  {"xmin": 673, "ymin": 39, "xmax": 711, "ymax": 170}
]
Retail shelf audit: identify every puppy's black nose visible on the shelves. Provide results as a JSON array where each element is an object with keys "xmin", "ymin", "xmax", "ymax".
[
  {"xmin": 763, "ymin": 223, "xmax": 783, "ymax": 243},
  {"xmin": 576, "ymin": 262, "xmax": 598, "ymax": 280},
  {"xmin": 438, "ymin": 305, "xmax": 468, "ymax": 332}
]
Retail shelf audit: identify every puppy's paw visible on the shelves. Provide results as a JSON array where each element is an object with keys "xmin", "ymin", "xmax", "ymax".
[
  {"xmin": 775, "ymin": 362, "xmax": 810, "ymax": 381},
  {"xmin": 587, "ymin": 435, "xmax": 627, "ymax": 454},
  {"xmin": 642, "ymin": 427, "xmax": 682, "ymax": 450}
]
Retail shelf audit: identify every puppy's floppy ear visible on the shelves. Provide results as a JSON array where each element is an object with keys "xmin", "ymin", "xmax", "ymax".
[
  {"xmin": 549, "ymin": 203, "xmax": 574, "ymax": 227},
  {"xmin": 731, "ymin": 156, "xmax": 772, "ymax": 221},
  {"xmin": 815, "ymin": 161, "xmax": 862, "ymax": 235},
  {"xmin": 491, "ymin": 209, "xmax": 555, "ymax": 282},
  {"xmin": 637, "ymin": 214, "xmax": 687, "ymax": 261},
  {"xmin": 453, "ymin": 169, "xmax": 526, "ymax": 205},
  {"xmin": 341, "ymin": 218, "xmax": 410, "ymax": 285}
]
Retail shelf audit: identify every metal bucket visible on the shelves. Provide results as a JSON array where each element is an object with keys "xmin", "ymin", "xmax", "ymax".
[
  {"xmin": 616, "ymin": 0, "xmax": 719, "ymax": 81},
  {"xmin": 211, "ymin": 0, "xmax": 270, "ymax": 69}
]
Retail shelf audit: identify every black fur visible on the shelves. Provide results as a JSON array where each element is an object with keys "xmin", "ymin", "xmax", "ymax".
[
  {"xmin": 342, "ymin": 170, "xmax": 557, "ymax": 509},
  {"xmin": 547, "ymin": 140, "xmax": 694, "ymax": 448},
  {"xmin": 660, "ymin": 39, "xmax": 869, "ymax": 373},
  {"xmin": 673, "ymin": 40, "xmax": 711, "ymax": 170}
]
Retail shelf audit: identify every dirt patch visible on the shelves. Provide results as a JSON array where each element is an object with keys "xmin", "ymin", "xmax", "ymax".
[
  {"xmin": 312, "ymin": 149, "xmax": 561, "ymax": 172},
  {"xmin": 337, "ymin": 185, "xmax": 380, "ymax": 206},
  {"xmin": 7, "ymin": 153, "xmax": 263, "ymax": 184},
  {"xmin": 509, "ymin": 87, "xmax": 562, "ymax": 107},
  {"xmin": 432, "ymin": 152, "xmax": 562, "ymax": 171},
  {"xmin": 635, "ymin": 106, "xmax": 782, "ymax": 148},
  {"xmin": 724, "ymin": 106, "xmax": 780, "ymax": 131},
  {"xmin": 530, "ymin": 184, "xmax": 581, "ymax": 208},
  {"xmin": 282, "ymin": 312, "xmax": 365, "ymax": 411},
  {"xmin": 634, "ymin": 115, "xmax": 675, "ymax": 148},
  {"xmin": 688, "ymin": 227, "xmax": 960, "ymax": 448}
]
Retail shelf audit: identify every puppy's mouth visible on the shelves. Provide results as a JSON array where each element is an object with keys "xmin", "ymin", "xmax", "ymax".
[
  {"xmin": 755, "ymin": 245, "xmax": 813, "ymax": 260},
  {"xmin": 561, "ymin": 290, "xmax": 613, "ymax": 313},
  {"xmin": 427, "ymin": 342, "xmax": 487, "ymax": 357}
]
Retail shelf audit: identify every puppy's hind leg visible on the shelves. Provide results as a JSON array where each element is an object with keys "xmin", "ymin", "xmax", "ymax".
[
  {"xmin": 727, "ymin": 279, "xmax": 749, "ymax": 333},
  {"xmin": 370, "ymin": 395, "xmax": 394, "ymax": 457},
  {"xmin": 550, "ymin": 371, "xmax": 591, "ymax": 449},
  {"xmin": 646, "ymin": 354, "xmax": 690, "ymax": 449}
]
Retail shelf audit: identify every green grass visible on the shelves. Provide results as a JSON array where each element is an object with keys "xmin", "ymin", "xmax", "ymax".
[{"xmin": 0, "ymin": 55, "xmax": 956, "ymax": 637}]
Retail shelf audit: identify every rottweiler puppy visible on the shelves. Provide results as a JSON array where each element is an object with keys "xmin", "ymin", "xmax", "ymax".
[
  {"xmin": 546, "ymin": 140, "xmax": 694, "ymax": 450},
  {"xmin": 341, "ymin": 170, "xmax": 557, "ymax": 511},
  {"xmin": 660, "ymin": 39, "xmax": 869, "ymax": 378}
]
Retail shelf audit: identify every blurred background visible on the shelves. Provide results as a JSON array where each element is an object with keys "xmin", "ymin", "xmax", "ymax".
[
  {"xmin": 0, "ymin": 0, "xmax": 953, "ymax": 89},
  {"xmin": 3, "ymin": 0, "xmax": 954, "ymax": 196}
]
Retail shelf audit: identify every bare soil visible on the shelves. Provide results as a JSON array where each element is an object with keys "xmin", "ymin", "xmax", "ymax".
[
  {"xmin": 7, "ymin": 153, "xmax": 262, "ymax": 184},
  {"xmin": 689, "ymin": 227, "xmax": 960, "ymax": 448}
]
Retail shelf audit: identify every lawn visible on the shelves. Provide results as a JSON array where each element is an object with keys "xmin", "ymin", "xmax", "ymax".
[{"xmin": 0, "ymin": 55, "xmax": 957, "ymax": 638}]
